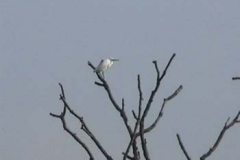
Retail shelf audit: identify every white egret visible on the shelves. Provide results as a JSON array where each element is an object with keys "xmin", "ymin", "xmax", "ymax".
[{"xmin": 94, "ymin": 58, "xmax": 119, "ymax": 78}]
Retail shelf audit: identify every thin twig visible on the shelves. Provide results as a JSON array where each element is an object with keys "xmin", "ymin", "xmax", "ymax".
[
  {"xmin": 95, "ymin": 82, "xmax": 104, "ymax": 87},
  {"xmin": 176, "ymin": 134, "xmax": 191, "ymax": 160},
  {"xmin": 122, "ymin": 98, "xmax": 125, "ymax": 111},
  {"xmin": 132, "ymin": 110, "xmax": 138, "ymax": 120}
]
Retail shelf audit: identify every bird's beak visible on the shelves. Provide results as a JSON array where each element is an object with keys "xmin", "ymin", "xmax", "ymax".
[{"xmin": 111, "ymin": 58, "xmax": 119, "ymax": 61}]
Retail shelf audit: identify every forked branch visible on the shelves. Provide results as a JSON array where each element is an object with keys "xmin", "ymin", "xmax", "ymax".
[
  {"xmin": 88, "ymin": 62, "xmax": 133, "ymax": 137},
  {"xmin": 89, "ymin": 61, "xmax": 140, "ymax": 158},
  {"xmin": 200, "ymin": 111, "xmax": 240, "ymax": 160},
  {"xmin": 123, "ymin": 75, "xmax": 143, "ymax": 160},
  {"xmin": 50, "ymin": 83, "xmax": 113, "ymax": 160},
  {"xmin": 140, "ymin": 53, "xmax": 176, "ymax": 160},
  {"xmin": 138, "ymin": 85, "xmax": 183, "ymax": 136},
  {"xmin": 176, "ymin": 111, "xmax": 240, "ymax": 160}
]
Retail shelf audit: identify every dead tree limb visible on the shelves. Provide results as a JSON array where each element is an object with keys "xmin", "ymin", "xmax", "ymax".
[
  {"xmin": 139, "ymin": 53, "xmax": 176, "ymax": 160},
  {"xmin": 200, "ymin": 111, "xmax": 240, "ymax": 160},
  {"xmin": 232, "ymin": 77, "xmax": 240, "ymax": 80},
  {"xmin": 123, "ymin": 75, "xmax": 143, "ymax": 160},
  {"xmin": 89, "ymin": 61, "xmax": 139, "ymax": 158},
  {"xmin": 53, "ymin": 55, "xmax": 181, "ymax": 160},
  {"xmin": 50, "ymin": 83, "xmax": 113, "ymax": 160},
  {"xmin": 176, "ymin": 134, "xmax": 191, "ymax": 160},
  {"xmin": 137, "ymin": 85, "xmax": 182, "ymax": 137},
  {"xmin": 88, "ymin": 61, "xmax": 132, "ymax": 134},
  {"xmin": 50, "ymin": 84, "xmax": 94, "ymax": 160},
  {"xmin": 88, "ymin": 62, "xmax": 133, "ymax": 136},
  {"xmin": 176, "ymin": 111, "xmax": 240, "ymax": 160},
  {"xmin": 176, "ymin": 77, "xmax": 240, "ymax": 160}
]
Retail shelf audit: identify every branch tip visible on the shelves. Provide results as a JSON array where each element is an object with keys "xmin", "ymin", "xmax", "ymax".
[
  {"xmin": 176, "ymin": 133, "xmax": 191, "ymax": 160},
  {"xmin": 95, "ymin": 81, "xmax": 104, "ymax": 86},
  {"xmin": 232, "ymin": 77, "xmax": 240, "ymax": 80}
]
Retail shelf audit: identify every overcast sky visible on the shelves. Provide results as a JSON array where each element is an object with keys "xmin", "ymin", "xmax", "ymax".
[{"xmin": 1, "ymin": 0, "xmax": 240, "ymax": 160}]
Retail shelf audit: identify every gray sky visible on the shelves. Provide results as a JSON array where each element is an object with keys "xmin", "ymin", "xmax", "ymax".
[{"xmin": 1, "ymin": 0, "xmax": 240, "ymax": 160}]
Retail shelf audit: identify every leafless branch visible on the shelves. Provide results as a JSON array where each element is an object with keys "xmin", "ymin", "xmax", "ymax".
[
  {"xmin": 232, "ymin": 77, "xmax": 240, "ymax": 80},
  {"xmin": 50, "ymin": 83, "xmax": 113, "ymax": 160},
  {"xmin": 95, "ymin": 82, "xmax": 104, "ymax": 87},
  {"xmin": 200, "ymin": 111, "xmax": 240, "ymax": 160},
  {"xmin": 122, "ymin": 153, "xmax": 135, "ymax": 160},
  {"xmin": 59, "ymin": 83, "xmax": 66, "ymax": 98},
  {"xmin": 132, "ymin": 110, "xmax": 138, "ymax": 120},
  {"xmin": 89, "ymin": 61, "xmax": 142, "ymax": 159},
  {"xmin": 51, "ymin": 57, "xmax": 240, "ymax": 160},
  {"xmin": 88, "ymin": 61, "xmax": 133, "ymax": 138},
  {"xmin": 136, "ymin": 85, "xmax": 183, "ymax": 137},
  {"xmin": 177, "ymin": 111, "xmax": 240, "ymax": 160},
  {"xmin": 123, "ymin": 75, "xmax": 143, "ymax": 160},
  {"xmin": 62, "ymin": 98, "xmax": 113, "ymax": 160},
  {"xmin": 122, "ymin": 98, "xmax": 125, "ymax": 110},
  {"xmin": 139, "ymin": 134, "xmax": 150, "ymax": 160},
  {"xmin": 141, "ymin": 53, "xmax": 176, "ymax": 122},
  {"xmin": 176, "ymin": 134, "xmax": 191, "ymax": 160},
  {"xmin": 139, "ymin": 53, "xmax": 176, "ymax": 160},
  {"xmin": 50, "ymin": 85, "xmax": 94, "ymax": 160}
]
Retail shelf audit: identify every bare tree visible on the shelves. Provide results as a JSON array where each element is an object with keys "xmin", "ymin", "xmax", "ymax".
[{"xmin": 50, "ymin": 55, "xmax": 240, "ymax": 160}]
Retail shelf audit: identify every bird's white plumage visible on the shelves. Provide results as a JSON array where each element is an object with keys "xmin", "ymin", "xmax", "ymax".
[{"xmin": 94, "ymin": 58, "xmax": 119, "ymax": 73}]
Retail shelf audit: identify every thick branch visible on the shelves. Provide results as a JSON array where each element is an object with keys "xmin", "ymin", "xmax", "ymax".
[
  {"xmin": 176, "ymin": 134, "xmax": 191, "ymax": 160},
  {"xmin": 200, "ymin": 111, "xmax": 240, "ymax": 160},
  {"xmin": 139, "ymin": 132, "xmax": 150, "ymax": 160}
]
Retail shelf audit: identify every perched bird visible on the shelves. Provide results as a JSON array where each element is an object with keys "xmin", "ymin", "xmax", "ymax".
[{"xmin": 94, "ymin": 58, "xmax": 119, "ymax": 78}]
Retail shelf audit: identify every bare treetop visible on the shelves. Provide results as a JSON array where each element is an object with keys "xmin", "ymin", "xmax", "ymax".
[{"xmin": 50, "ymin": 55, "xmax": 239, "ymax": 160}]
